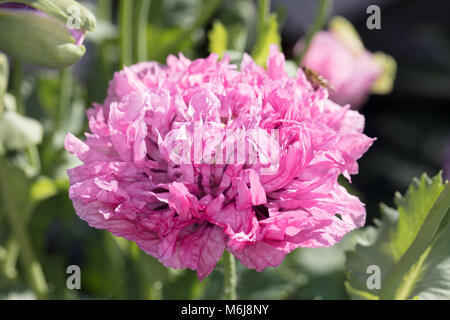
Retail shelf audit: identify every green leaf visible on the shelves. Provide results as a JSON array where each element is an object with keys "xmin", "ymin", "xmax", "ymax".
[
  {"xmin": 251, "ymin": 12, "xmax": 281, "ymax": 67},
  {"xmin": 344, "ymin": 282, "xmax": 379, "ymax": 300},
  {"xmin": 208, "ymin": 20, "xmax": 228, "ymax": 58},
  {"xmin": 345, "ymin": 173, "xmax": 450, "ymax": 300}
]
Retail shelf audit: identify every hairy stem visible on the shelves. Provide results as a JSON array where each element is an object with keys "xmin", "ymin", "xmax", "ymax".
[{"xmin": 223, "ymin": 251, "xmax": 237, "ymax": 300}]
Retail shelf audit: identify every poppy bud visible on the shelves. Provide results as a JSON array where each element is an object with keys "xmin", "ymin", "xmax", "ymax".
[{"xmin": 0, "ymin": 0, "xmax": 96, "ymax": 68}]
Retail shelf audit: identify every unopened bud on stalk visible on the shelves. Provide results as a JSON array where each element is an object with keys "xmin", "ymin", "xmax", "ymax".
[{"xmin": 0, "ymin": 0, "xmax": 96, "ymax": 68}]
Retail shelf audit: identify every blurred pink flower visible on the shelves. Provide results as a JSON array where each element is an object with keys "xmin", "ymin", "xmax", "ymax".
[
  {"xmin": 300, "ymin": 31, "xmax": 382, "ymax": 108},
  {"xmin": 296, "ymin": 17, "xmax": 396, "ymax": 109},
  {"xmin": 65, "ymin": 45, "xmax": 374, "ymax": 279}
]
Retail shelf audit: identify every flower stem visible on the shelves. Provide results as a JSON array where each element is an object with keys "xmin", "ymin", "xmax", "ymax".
[
  {"xmin": 257, "ymin": 0, "xmax": 270, "ymax": 32},
  {"xmin": 154, "ymin": 0, "xmax": 222, "ymax": 59},
  {"xmin": 119, "ymin": 0, "xmax": 134, "ymax": 66},
  {"xmin": 56, "ymin": 67, "xmax": 72, "ymax": 131},
  {"xmin": 223, "ymin": 251, "xmax": 237, "ymax": 300},
  {"xmin": 0, "ymin": 53, "xmax": 9, "ymax": 118},
  {"xmin": 12, "ymin": 59, "xmax": 24, "ymax": 114},
  {"xmin": 0, "ymin": 162, "xmax": 48, "ymax": 299},
  {"xmin": 3, "ymin": 238, "xmax": 19, "ymax": 279},
  {"xmin": 296, "ymin": 0, "xmax": 333, "ymax": 65},
  {"xmin": 97, "ymin": 0, "xmax": 112, "ymax": 21},
  {"xmin": 135, "ymin": 0, "xmax": 151, "ymax": 63}
]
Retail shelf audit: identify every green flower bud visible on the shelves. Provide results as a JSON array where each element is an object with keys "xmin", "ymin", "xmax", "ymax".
[{"xmin": 0, "ymin": 0, "xmax": 96, "ymax": 69}]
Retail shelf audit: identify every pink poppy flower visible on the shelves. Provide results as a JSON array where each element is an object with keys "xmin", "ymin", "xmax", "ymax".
[{"xmin": 65, "ymin": 45, "xmax": 374, "ymax": 279}]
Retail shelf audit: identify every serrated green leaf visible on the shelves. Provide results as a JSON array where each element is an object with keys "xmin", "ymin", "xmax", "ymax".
[
  {"xmin": 208, "ymin": 20, "xmax": 228, "ymax": 58},
  {"xmin": 412, "ymin": 220, "xmax": 450, "ymax": 299},
  {"xmin": 345, "ymin": 173, "xmax": 450, "ymax": 300}
]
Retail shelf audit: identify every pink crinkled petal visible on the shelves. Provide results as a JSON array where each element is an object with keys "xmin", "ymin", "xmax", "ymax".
[
  {"xmin": 267, "ymin": 44, "xmax": 286, "ymax": 80},
  {"xmin": 65, "ymin": 133, "xmax": 113, "ymax": 162},
  {"xmin": 248, "ymin": 169, "xmax": 267, "ymax": 205},
  {"xmin": 158, "ymin": 223, "xmax": 227, "ymax": 280},
  {"xmin": 229, "ymin": 241, "xmax": 296, "ymax": 272},
  {"xmin": 72, "ymin": 199, "xmax": 161, "ymax": 256},
  {"xmin": 168, "ymin": 182, "xmax": 200, "ymax": 221}
]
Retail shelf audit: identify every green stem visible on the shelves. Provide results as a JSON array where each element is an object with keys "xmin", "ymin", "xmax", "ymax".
[
  {"xmin": 0, "ymin": 53, "xmax": 8, "ymax": 118},
  {"xmin": 96, "ymin": 0, "xmax": 114, "ymax": 84},
  {"xmin": 154, "ymin": 0, "xmax": 222, "ymax": 58},
  {"xmin": 12, "ymin": 59, "xmax": 23, "ymax": 114},
  {"xmin": 296, "ymin": 0, "xmax": 333, "ymax": 65},
  {"xmin": 380, "ymin": 184, "xmax": 450, "ymax": 299},
  {"xmin": 223, "ymin": 251, "xmax": 237, "ymax": 300},
  {"xmin": 135, "ymin": 0, "xmax": 151, "ymax": 62},
  {"xmin": 25, "ymin": 144, "xmax": 41, "ymax": 176},
  {"xmin": 3, "ymin": 238, "xmax": 19, "ymax": 279},
  {"xmin": 119, "ymin": 0, "xmax": 134, "ymax": 66},
  {"xmin": 56, "ymin": 68, "xmax": 72, "ymax": 130},
  {"xmin": 0, "ymin": 163, "xmax": 48, "ymax": 299},
  {"xmin": 1, "ymin": 186, "xmax": 41, "ymax": 279},
  {"xmin": 40, "ymin": 68, "xmax": 71, "ymax": 175},
  {"xmin": 257, "ymin": 0, "xmax": 270, "ymax": 34},
  {"xmin": 97, "ymin": 0, "xmax": 112, "ymax": 21}
]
